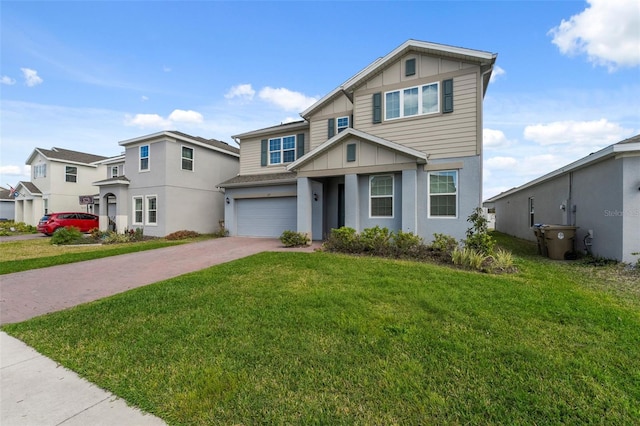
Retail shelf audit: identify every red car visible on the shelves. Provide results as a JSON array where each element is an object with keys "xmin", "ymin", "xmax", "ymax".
[{"xmin": 37, "ymin": 212, "xmax": 99, "ymax": 236}]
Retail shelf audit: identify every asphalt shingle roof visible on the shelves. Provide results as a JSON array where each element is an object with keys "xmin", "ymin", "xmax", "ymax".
[
  {"xmin": 37, "ymin": 147, "xmax": 109, "ymax": 164},
  {"xmin": 219, "ymin": 172, "xmax": 297, "ymax": 187}
]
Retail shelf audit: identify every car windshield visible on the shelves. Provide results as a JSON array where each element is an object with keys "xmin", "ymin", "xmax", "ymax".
[{"xmin": 40, "ymin": 215, "xmax": 50, "ymax": 222}]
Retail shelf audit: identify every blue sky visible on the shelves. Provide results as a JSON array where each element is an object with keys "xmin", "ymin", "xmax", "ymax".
[{"xmin": 1, "ymin": 0, "xmax": 638, "ymax": 199}]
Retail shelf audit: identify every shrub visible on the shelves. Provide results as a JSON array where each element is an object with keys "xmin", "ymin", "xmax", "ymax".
[
  {"xmin": 50, "ymin": 227, "xmax": 83, "ymax": 245},
  {"xmin": 213, "ymin": 220, "xmax": 228, "ymax": 238},
  {"xmin": 430, "ymin": 233, "xmax": 458, "ymax": 254},
  {"xmin": 165, "ymin": 230, "xmax": 201, "ymax": 241},
  {"xmin": 359, "ymin": 226, "xmax": 392, "ymax": 255},
  {"xmin": 491, "ymin": 248, "xmax": 515, "ymax": 272},
  {"xmin": 102, "ymin": 231, "xmax": 131, "ymax": 244},
  {"xmin": 392, "ymin": 230, "xmax": 425, "ymax": 257},
  {"xmin": 452, "ymin": 247, "xmax": 490, "ymax": 272},
  {"xmin": 323, "ymin": 227, "xmax": 360, "ymax": 253},
  {"xmin": 464, "ymin": 207, "xmax": 495, "ymax": 255},
  {"xmin": 280, "ymin": 230, "xmax": 310, "ymax": 247}
]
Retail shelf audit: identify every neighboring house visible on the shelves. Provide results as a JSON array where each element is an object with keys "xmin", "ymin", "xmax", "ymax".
[
  {"xmin": 484, "ymin": 134, "xmax": 640, "ymax": 263},
  {"xmin": 0, "ymin": 187, "xmax": 16, "ymax": 220},
  {"xmin": 94, "ymin": 131, "xmax": 239, "ymax": 237},
  {"xmin": 221, "ymin": 39, "xmax": 497, "ymax": 242},
  {"xmin": 14, "ymin": 147, "xmax": 109, "ymax": 226}
]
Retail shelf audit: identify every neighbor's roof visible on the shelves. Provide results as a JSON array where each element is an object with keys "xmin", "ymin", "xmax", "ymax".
[
  {"xmin": 0, "ymin": 187, "xmax": 14, "ymax": 201},
  {"xmin": 218, "ymin": 172, "xmax": 297, "ymax": 188},
  {"xmin": 119, "ymin": 131, "xmax": 239, "ymax": 157},
  {"xmin": 27, "ymin": 147, "xmax": 109, "ymax": 166},
  {"xmin": 301, "ymin": 39, "xmax": 498, "ymax": 119},
  {"xmin": 16, "ymin": 181, "xmax": 42, "ymax": 195},
  {"xmin": 485, "ymin": 134, "xmax": 640, "ymax": 203}
]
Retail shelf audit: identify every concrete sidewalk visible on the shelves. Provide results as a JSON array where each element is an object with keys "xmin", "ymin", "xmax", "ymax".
[{"xmin": 1, "ymin": 236, "xmax": 320, "ymax": 425}]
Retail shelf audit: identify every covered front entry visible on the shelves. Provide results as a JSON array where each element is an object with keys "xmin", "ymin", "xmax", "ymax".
[{"xmin": 236, "ymin": 197, "xmax": 297, "ymax": 238}]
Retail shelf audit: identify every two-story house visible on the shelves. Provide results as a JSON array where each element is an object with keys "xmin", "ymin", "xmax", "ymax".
[
  {"xmin": 14, "ymin": 147, "xmax": 109, "ymax": 226},
  {"xmin": 221, "ymin": 40, "xmax": 497, "ymax": 242},
  {"xmin": 94, "ymin": 131, "xmax": 240, "ymax": 237}
]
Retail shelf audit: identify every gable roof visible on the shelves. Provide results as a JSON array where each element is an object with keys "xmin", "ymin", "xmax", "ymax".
[
  {"xmin": 232, "ymin": 120, "xmax": 309, "ymax": 141},
  {"xmin": 485, "ymin": 134, "xmax": 640, "ymax": 203},
  {"xmin": 16, "ymin": 181, "xmax": 42, "ymax": 196},
  {"xmin": 0, "ymin": 187, "xmax": 14, "ymax": 201},
  {"xmin": 301, "ymin": 39, "xmax": 497, "ymax": 119},
  {"xmin": 287, "ymin": 128, "xmax": 427, "ymax": 171},
  {"xmin": 119, "ymin": 131, "xmax": 239, "ymax": 157},
  {"xmin": 27, "ymin": 147, "xmax": 109, "ymax": 166}
]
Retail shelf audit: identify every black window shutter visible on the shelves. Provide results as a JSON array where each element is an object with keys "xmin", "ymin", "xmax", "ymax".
[
  {"xmin": 328, "ymin": 118, "xmax": 335, "ymax": 139},
  {"xmin": 443, "ymin": 79, "xmax": 454, "ymax": 113},
  {"xmin": 350, "ymin": 114, "xmax": 354, "ymax": 128},
  {"xmin": 260, "ymin": 139, "xmax": 268, "ymax": 166},
  {"xmin": 346, "ymin": 143, "xmax": 356, "ymax": 162},
  {"xmin": 405, "ymin": 58, "xmax": 416, "ymax": 76},
  {"xmin": 296, "ymin": 133, "xmax": 305, "ymax": 159},
  {"xmin": 372, "ymin": 92, "xmax": 382, "ymax": 124}
]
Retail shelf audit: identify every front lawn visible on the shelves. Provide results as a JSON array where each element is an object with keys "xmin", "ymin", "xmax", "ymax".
[{"xmin": 3, "ymin": 245, "xmax": 639, "ymax": 424}]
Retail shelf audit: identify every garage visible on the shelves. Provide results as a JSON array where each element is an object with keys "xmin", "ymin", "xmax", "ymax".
[{"xmin": 236, "ymin": 197, "xmax": 297, "ymax": 237}]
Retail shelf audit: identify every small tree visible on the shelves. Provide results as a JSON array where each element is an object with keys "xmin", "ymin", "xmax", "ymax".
[{"xmin": 464, "ymin": 207, "xmax": 495, "ymax": 255}]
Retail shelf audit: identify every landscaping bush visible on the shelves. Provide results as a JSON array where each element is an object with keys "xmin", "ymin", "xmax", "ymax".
[
  {"xmin": 392, "ymin": 230, "xmax": 425, "ymax": 258},
  {"xmin": 0, "ymin": 221, "xmax": 37, "ymax": 235},
  {"xmin": 50, "ymin": 227, "xmax": 83, "ymax": 245},
  {"xmin": 429, "ymin": 233, "xmax": 458, "ymax": 255},
  {"xmin": 323, "ymin": 227, "xmax": 361, "ymax": 253},
  {"xmin": 359, "ymin": 226, "xmax": 392, "ymax": 255},
  {"xmin": 102, "ymin": 231, "xmax": 131, "ymax": 244},
  {"xmin": 280, "ymin": 230, "xmax": 310, "ymax": 247},
  {"xmin": 165, "ymin": 230, "xmax": 201, "ymax": 241},
  {"xmin": 464, "ymin": 207, "xmax": 495, "ymax": 255}
]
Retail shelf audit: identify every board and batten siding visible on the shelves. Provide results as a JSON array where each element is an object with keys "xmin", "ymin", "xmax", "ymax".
[
  {"xmin": 308, "ymin": 94, "xmax": 354, "ymax": 149},
  {"xmin": 355, "ymin": 72, "xmax": 481, "ymax": 159}
]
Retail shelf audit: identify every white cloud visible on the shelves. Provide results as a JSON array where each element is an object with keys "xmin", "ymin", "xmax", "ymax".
[
  {"xmin": 21, "ymin": 68, "xmax": 43, "ymax": 87},
  {"xmin": 0, "ymin": 164, "xmax": 29, "ymax": 177},
  {"xmin": 167, "ymin": 109, "xmax": 203, "ymax": 124},
  {"xmin": 141, "ymin": 96, "xmax": 149, "ymax": 102},
  {"xmin": 489, "ymin": 65, "xmax": 505, "ymax": 83},
  {"xmin": 125, "ymin": 109, "xmax": 204, "ymax": 128},
  {"xmin": 1, "ymin": 75, "xmax": 16, "ymax": 85},
  {"xmin": 549, "ymin": 0, "xmax": 640, "ymax": 71},
  {"xmin": 225, "ymin": 84, "xmax": 256, "ymax": 100},
  {"xmin": 524, "ymin": 119, "xmax": 632, "ymax": 146},
  {"xmin": 258, "ymin": 87, "xmax": 317, "ymax": 112},
  {"xmin": 486, "ymin": 156, "xmax": 518, "ymax": 169},
  {"xmin": 483, "ymin": 128, "xmax": 511, "ymax": 149},
  {"xmin": 124, "ymin": 113, "xmax": 168, "ymax": 128}
]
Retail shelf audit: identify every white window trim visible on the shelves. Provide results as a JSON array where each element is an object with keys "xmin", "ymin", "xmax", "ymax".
[
  {"xmin": 427, "ymin": 170, "xmax": 458, "ymax": 219},
  {"xmin": 181, "ymin": 145, "xmax": 194, "ymax": 171},
  {"xmin": 268, "ymin": 135, "xmax": 297, "ymax": 166},
  {"xmin": 110, "ymin": 166, "xmax": 119, "ymax": 178},
  {"xmin": 139, "ymin": 144, "xmax": 150, "ymax": 172},
  {"xmin": 369, "ymin": 174, "xmax": 394, "ymax": 219},
  {"xmin": 384, "ymin": 81, "xmax": 440, "ymax": 121},
  {"xmin": 34, "ymin": 163, "xmax": 47, "ymax": 179},
  {"xmin": 132, "ymin": 196, "xmax": 144, "ymax": 225},
  {"xmin": 337, "ymin": 116, "xmax": 349, "ymax": 133},
  {"xmin": 146, "ymin": 195, "xmax": 158, "ymax": 226},
  {"xmin": 65, "ymin": 165, "xmax": 78, "ymax": 183}
]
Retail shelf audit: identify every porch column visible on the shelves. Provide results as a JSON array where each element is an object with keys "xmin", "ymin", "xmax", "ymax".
[
  {"xmin": 344, "ymin": 174, "xmax": 359, "ymax": 231},
  {"xmin": 297, "ymin": 177, "xmax": 313, "ymax": 240},
  {"xmin": 402, "ymin": 168, "xmax": 417, "ymax": 234}
]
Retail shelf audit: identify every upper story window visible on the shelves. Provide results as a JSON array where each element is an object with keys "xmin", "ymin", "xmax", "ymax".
[
  {"xmin": 140, "ymin": 145, "xmax": 149, "ymax": 171},
  {"xmin": 385, "ymin": 82, "xmax": 439, "ymax": 120},
  {"xmin": 182, "ymin": 146, "xmax": 194, "ymax": 171},
  {"xmin": 65, "ymin": 166, "xmax": 78, "ymax": 183},
  {"xmin": 370, "ymin": 175, "xmax": 394, "ymax": 218},
  {"xmin": 110, "ymin": 166, "xmax": 119, "ymax": 178},
  {"xmin": 428, "ymin": 170, "xmax": 458, "ymax": 218},
  {"xmin": 33, "ymin": 164, "xmax": 47, "ymax": 179},
  {"xmin": 337, "ymin": 116, "xmax": 349, "ymax": 133},
  {"xmin": 269, "ymin": 135, "xmax": 296, "ymax": 165}
]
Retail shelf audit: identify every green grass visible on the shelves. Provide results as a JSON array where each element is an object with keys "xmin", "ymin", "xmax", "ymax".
[
  {"xmin": 3, "ymin": 246, "xmax": 639, "ymax": 425},
  {"xmin": 0, "ymin": 238, "xmax": 200, "ymax": 275}
]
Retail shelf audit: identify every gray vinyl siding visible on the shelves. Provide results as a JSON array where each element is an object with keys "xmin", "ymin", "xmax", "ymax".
[{"xmin": 354, "ymin": 72, "xmax": 480, "ymax": 159}]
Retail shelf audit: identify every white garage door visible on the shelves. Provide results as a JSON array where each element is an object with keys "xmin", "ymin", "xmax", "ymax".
[{"xmin": 236, "ymin": 197, "xmax": 297, "ymax": 237}]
